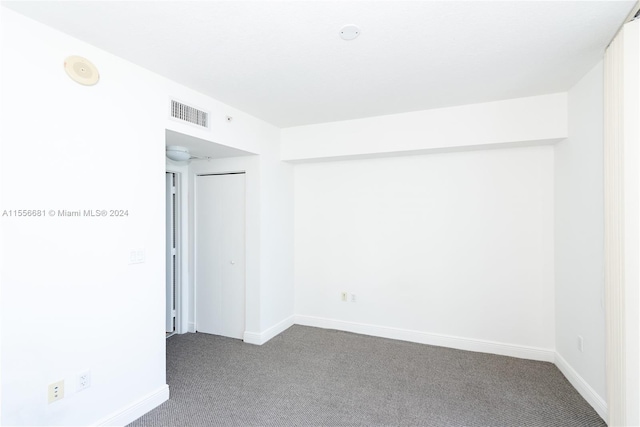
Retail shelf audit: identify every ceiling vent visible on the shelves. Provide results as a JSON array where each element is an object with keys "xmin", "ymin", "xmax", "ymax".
[{"xmin": 170, "ymin": 100, "xmax": 209, "ymax": 128}]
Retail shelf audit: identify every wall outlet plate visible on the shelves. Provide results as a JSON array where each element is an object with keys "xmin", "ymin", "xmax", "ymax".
[
  {"xmin": 48, "ymin": 380, "xmax": 64, "ymax": 403},
  {"xmin": 77, "ymin": 371, "xmax": 91, "ymax": 391}
]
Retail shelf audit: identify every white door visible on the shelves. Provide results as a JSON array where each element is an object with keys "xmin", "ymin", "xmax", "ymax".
[{"xmin": 195, "ymin": 173, "xmax": 246, "ymax": 339}]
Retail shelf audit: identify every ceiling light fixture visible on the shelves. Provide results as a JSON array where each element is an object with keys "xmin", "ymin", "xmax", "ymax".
[
  {"xmin": 166, "ymin": 145, "xmax": 212, "ymax": 162},
  {"xmin": 166, "ymin": 145, "xmax": 191, "ymax": 162},
  {"xmin": 339, "ymin": 25, "xmax": 360, "ymax": 41}
]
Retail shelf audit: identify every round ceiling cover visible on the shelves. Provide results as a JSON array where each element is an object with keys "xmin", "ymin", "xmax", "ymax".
[
  {"xmin": 64, "ymin": 55, "xmax": 99, "ymax": 86},
  {"xmin": 166, "ymin": 145, "xmax": 191, "ymax": 162},
  {"xmin": 339, "ymin": 25, "xmax": 360, "ymax": 41}
]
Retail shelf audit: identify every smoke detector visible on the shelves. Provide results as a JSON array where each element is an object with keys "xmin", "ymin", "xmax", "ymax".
[{"xmin": 339, "ymin": 25, "xmax": 360, "ymax": 41}]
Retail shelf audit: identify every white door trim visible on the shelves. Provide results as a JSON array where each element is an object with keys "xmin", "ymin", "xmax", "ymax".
[{"xmin": 604, "ymin": 18, "xmax": 640, "ymax": 427}]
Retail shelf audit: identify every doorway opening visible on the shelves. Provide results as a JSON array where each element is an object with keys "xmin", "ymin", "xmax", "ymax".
[{"xmin": 166, "ymin": 171, "xmax": 181, "ymax": 338}]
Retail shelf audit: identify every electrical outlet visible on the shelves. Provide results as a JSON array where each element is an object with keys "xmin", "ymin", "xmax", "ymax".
[
  {"xmin": 340, "ymin": 291, "xmax": 348, "ymax": 302},
  {"xmin": 578, "ymin": 335, "xmax": 584, "ymax": 352},
  {"xmin": 350, "ymin": 293, "xmax": 357, "ymax": 303},
  {"xmin": 129, "ymin": 249, "xmax": 146, "ymax": 264},
  {"xmin": 48, "ymin": 380, "xmax": 64, "ymax": 404},
  {"xmin": 77, "ymin": 371, "xmax": 91, "ymax": 392}
]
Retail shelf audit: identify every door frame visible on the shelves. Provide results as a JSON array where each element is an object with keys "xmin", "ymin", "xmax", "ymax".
[
  {"xmin": 188, "ymin": 156, "xmax": 260, "ymax": 341},
  {"xmin": 166, "ymin": 168, "xmax": 187, "ymax": 334},
  {"xmin": 604, "ymin": 16, "xmax": 640, "ymax": 426}
]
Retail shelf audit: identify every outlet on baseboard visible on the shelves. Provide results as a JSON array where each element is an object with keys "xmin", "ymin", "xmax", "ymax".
[{"xmin": 340, "ymin": 291, "xmax": 348, "ymax": 302}]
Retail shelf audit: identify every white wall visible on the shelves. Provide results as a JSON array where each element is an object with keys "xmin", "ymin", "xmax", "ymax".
[
  {"xmin": 554, "ymin": 61, "xmax": 607, "ymax": 417},
  {"xmin": 294, "ymin": 145, "xmax": 555, "ymax": 359},
  {"xmin": 0, "ymin": 8, "xmax": 294, "ymax": 426},
  {"xmin": 258, "ymin": 135, "xmax": 295, "ymax": 337},
  {"xmin": 1, "ymin": 9, "xmax": 167, "ymax": 426},
  {"xmin": 282, "ymin": 93, "xmax": 567, "ymax": 162}
]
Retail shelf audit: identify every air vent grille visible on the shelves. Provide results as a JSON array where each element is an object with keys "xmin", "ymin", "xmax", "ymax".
[{"xmin": 171, "ymin": 100, "xmax": 208, "ymax": 128}]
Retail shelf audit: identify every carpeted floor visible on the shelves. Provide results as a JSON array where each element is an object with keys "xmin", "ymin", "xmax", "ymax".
[{"xmin": 128, "ymin": 325, "xmax": 606, "ymax": 426}]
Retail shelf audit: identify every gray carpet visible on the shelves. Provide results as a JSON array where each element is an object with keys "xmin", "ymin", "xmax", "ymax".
[{"xmin": 129, "ymin": 325, "xmax": 606, "ymax": 426}]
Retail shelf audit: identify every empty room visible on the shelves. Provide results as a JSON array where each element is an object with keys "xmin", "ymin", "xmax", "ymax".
[{"xmin": 1, "ymin": 1, "xmax": 639, "ymax": 426}]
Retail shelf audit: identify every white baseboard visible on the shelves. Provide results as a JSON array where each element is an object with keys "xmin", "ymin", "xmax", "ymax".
[
  {"xmin": 188, "ymin": 322, "xmax": 196, "ymax": 333},
  {"xmin": 244, "ymin": 315, "xmax": 295, "ymax": 345},
  {"xmin": 294, "ymin": 315, "xmax": 555, "ymax": 362},
  {"xmin": 96, "ymin": 384, "xmax": 169, "ymax": 427},
  {"xmin": 555, "ymin": 353, "xmax": 607, "ymax": 420}
]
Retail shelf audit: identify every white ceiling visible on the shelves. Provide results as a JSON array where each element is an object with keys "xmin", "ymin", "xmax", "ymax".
[{"xmin": 3, "ymin": 1, "xmax": 636, "ymax": 128}]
